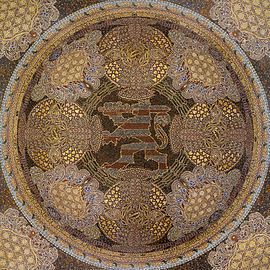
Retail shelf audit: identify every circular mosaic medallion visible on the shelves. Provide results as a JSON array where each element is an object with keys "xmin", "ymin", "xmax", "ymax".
[
  {"xmin": 99, "ymin": 178, "xmax": 171, "ymax": 248},
  {"xmin": 1, "ymin": 1, "xmax": 269, "ymax": 269},
  {"xmin": 99, "ymin": 23, "xmax": 171, "ymax": 100},
  {"xmin": 25, "ymin": 99, "xmax": 91, "ymax": 170},
  {"xmin": 170, "ymin": 100, "xmax": 247, "ymax": 171}
]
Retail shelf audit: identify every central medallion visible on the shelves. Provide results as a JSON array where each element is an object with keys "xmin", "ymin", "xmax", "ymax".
[
  {"xmin": 17, "ymin": 16, "xmax": 251, "ymax": 252},
  {"xmin": 1, "ymin": 2, "xmax": 268, "ymax": 269}
]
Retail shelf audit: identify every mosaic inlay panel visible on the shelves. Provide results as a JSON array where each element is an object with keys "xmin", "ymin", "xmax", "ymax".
[
  {"xmin": 0, "ymin": 0, "xmax": 59, "ymax": 60},
  {"xmin": 0, "ymin": 1, "xmax": 269, "ymax": 269}
]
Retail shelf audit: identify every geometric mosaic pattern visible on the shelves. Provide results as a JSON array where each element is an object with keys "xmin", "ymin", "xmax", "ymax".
[
  {"xmin": 0, "ymin": 0, "xmax": 269, "ymax": 269},
  {"xmin": 0, "ymin": 229, "xmax": 37, "ymax": 269},
  {"xmin": 0, "ymin": 0, "xmax": 38, "ymax": 41},
  {"xmin": 229, "ymin": 234, "xmax": 270, "ymax": 270},
  {"xmin": 231, "ymin": 0, "xmax": 270, "ymax": 39},
  {"xmin": 0, "ymin": 208, "xmax": 58, "ymax": 270}
]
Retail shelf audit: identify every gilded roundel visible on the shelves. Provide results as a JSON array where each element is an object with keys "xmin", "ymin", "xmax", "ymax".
[
  {"xmin": 25, "ymin": 99, "xmax": 91, "ymax": 170},
  {"xmin": 99, "ymin": 178, "xmax": 171, "ymax": 249},
  {"xmin": 1, "ymin": 1, "xmax": 269, "ymax": 270},
  {"xmin": 99, "ymin": 21, "xmax": 172, "ymax": 100},
  {"xmin": 170, "ymin": 99, "xmax": 247, "ymax": 171}
]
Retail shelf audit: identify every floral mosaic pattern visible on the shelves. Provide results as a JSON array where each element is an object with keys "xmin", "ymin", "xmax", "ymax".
[
  {"xmin": 0, "ymin": 0, "xmax": 268, "ymax": 269},
  {"xmin": 99, "ymin": 20, "xmax": 172, "ymax": 100},
  {"xmin": 166, "ymin": 166, "xmax": 241, "ymax": 241},
  {"xmin": 167, "ymin": 30, "xmax": 240, "ymax": 103},
  {"xmin": 210, "ymin": 0, "xmax": 270, "ymax": 60},
  {"xmin": 99, "ymin": 177, "xmax": 171, "ymax": 248},
  {"xmin": 25, "ymin": 99, "xmax": 92, "ymax": 170},
  {"xmin": 0, "ymin": 0, "xmax": 59, "ymax": 60},
  {"xmin": 0, "ymin": 208, "xmax": 58, "ymax": 270},
  {"xmin": 208, "ymin": 212, "xmax": 270, "ymax": 270},
  {"xmin": 30, "ymin": 165, "xmax": 104, "ymax": 230},
  {"xmin": 31, "ymin": 31, "xmax": 105, "ymax": 102},
  {"xmin": 169, "ymin": 100, "xmax": 247, "ymax": 171}
]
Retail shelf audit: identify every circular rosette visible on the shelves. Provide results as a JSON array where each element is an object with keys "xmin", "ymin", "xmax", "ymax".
[
  {"xmin": 166, "ymin": 166, "xmax": 241, "ymax": 240},
  {"xmin": 99, "ymin": 20, "xmax": 172, "ymax": 100},
  {"xmin": 167, "ymin": 30, "xmax": 240, "ymax": 103},
  {"xmin": 169, "ymin": 99, "xmax": 247, "ymax": 171},
  {"xmin": 31, "ymin": 31, "xmax": 105, "ymax": 102},
  {"xmin": 30, "ymin": 165, "xmax": 104, "ymax": 229},
  {"xmin": 99, "ymin": 179, "xmax": 171, "ymax": 248},
  {"xmin": 25, "ymin": 99, "xmax": 91, "ymax": 170},
  {"xmin": 1, "ymin": 1, "xmax": 268, "ymax": 268}
]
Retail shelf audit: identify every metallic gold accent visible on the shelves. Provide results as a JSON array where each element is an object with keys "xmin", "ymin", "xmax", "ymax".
[
  {"xmin": 166, "ymin": 166, "xmax": 241, "ymax": 240},
  {"xmin": 209, "ymin": 213, "xmax": 270, "ymax": 270},
  {"xmin": 0, "ymin": 0, "xmax": 38, "ymax": 41},
  {"xmin": 183, "ymin": 183, "xmax": 222, "ymax": 222},
  {"xmin": 170, "ymin": 100, "xmax": 246, "ymax": 171},
  {"xmin": 211, "ymin": 0, "xmax": 270, "ymax": 59},
  {"xmin": 229, "ymin": 234, "xmax": 270, "ymax": 270},
  {"xmin": 0, "ymin": 229, "xmax": 37, "ymax": 270},
  {"xmin": 1, "ymin": 3, "xmax": 265, "ymax": 267},
  {"xmin": 25, "ymin": 99, "xmax": 91, "ymax": 170},
  {"xmin": 99, "ymin": 179, "xmax": 171, "ymax": 246},
  {"xmin": 0, "ymin": 0, "xmax": 58, "ymax": 60},
  {"xmin": 184, "ymin": 50, "xmax": 221, "ymax": 87},
  {"xmin": 51, "ymin": 50, "xmax": 88, "ymax": 86},
  {"xmin": 31, "ymin": 165, "xmax": 104, "ymax": 229},
  {"xmin": 99, "ymin": 22, "xmax": 171, "ymax": 100},
  {"xmin": 0, "ymin": 209, "xmax": 57, "ymax": 269}
]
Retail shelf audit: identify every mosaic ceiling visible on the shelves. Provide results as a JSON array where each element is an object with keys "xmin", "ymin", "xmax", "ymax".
[{"xmin": 0, "ymin": 0, "xmax": 269, "ymax": 270}]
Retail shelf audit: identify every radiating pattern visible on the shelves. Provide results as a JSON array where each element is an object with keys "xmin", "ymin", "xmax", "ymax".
[{"xmin": 0, "ymin": 0, "xmax": 269, "ymax": 269}]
